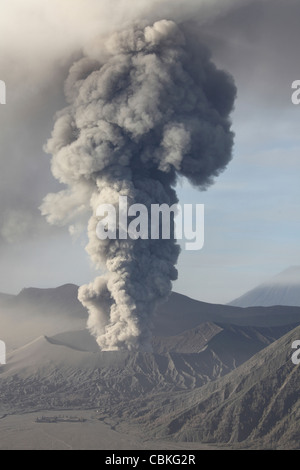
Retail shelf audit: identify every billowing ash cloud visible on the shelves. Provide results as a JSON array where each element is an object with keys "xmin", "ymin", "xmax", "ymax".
[{"xmin": 41, "ymin": 20, "xmax": 236, "ymax": 351}]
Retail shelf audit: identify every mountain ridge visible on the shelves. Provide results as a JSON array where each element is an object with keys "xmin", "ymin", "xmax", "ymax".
[
  {"xmin": 129, "ymin": 324, "xmax": 300, "ymax": 448},
  {"xmin": 229, "ymin": 267, "xmax": 300, "ymax": 308}
]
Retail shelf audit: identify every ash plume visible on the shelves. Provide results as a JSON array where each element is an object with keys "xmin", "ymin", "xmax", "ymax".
[{"xmin": 41, "ymin": 20, "xmax": 236, "ymax": 351}]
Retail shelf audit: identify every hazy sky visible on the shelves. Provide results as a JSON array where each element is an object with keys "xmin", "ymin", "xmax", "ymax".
[{"xmin": 0, "ymin": 0, "xmax": 299, "ymax": 303}]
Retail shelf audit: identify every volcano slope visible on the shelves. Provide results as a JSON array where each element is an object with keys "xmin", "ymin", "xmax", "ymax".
[
  {"xmin": 0, "ymin": 321, "xmax": 298, "ymax": 416},
  {"xmin": 127, "ymin": 324, "xmax": 300, "ymax": 449},
  {"xmin": 1, "ymin": 285, "xmax": 300, "ymax": 449},
  {"xmin": 1, "ymin": 324, "xmax": 299, "ymax": 449}
]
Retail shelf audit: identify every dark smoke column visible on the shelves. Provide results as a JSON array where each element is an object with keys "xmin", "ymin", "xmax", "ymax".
[{"xmin": 41, "ymin": 20, "xmax": 236, "ymax": 351}]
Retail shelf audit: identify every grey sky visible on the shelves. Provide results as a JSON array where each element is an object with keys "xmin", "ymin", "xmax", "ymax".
[{"xmin": 0, "ymin": 0, "xmax": 299, "ymax": 303}]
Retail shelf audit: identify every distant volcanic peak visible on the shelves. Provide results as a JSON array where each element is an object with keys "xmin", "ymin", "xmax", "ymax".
[
  {"xmin": 229, "ymin": 266, "xmax": 300, "ymax": 308},
  {"xmin": 271, "ymin": 266, "xmax": 300, "ymax": 285}
]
